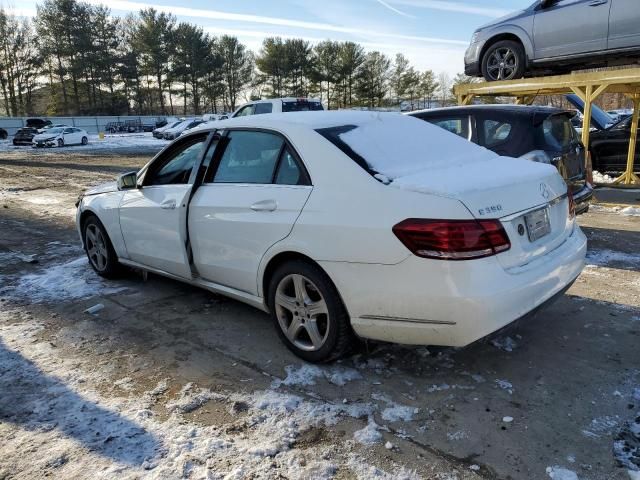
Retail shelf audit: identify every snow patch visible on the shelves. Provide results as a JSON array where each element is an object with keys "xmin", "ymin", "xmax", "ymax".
[
  {"xmin": 353, "ymin": 417, "xmax": 383, "ymax": 445},
  {"xmin": 166, "ymin": 383, "xmax": 225, "ymax": 413},
  {"xmin": 272, "ymin": 363, "xmax": 363, "ymax": 388},
  {"xmin": 546, "ymin": 466, "xmax": 579, "ymax": 480},
  {"xmin": 495, "ymin": 379, "xmax": 514, "ymax": 394},
  {"xmin": 491, "ymin": 336, "xmax": 518, "ymax": 352},
  {"xmin": 586, "ymin": 249, "xmax": 640, "ymax": 268}
]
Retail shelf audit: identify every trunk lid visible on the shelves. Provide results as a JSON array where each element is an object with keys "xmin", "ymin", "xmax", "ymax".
[{"xmin": 391, "ymin": 156, "xmax": 573, "ymax": 270}]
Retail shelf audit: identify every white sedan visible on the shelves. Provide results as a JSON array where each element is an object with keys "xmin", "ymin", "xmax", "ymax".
[
  {"xmin": 33, "ymin": 127, "xmax": 89, "ymax": 148},
  {"xmin": 76, "ymin": 112, "xmax": 586, "ymax": 362}
]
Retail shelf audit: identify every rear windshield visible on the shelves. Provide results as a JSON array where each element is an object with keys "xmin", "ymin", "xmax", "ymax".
[
  {"xmin": 282, "ymin": 101, "xmax": 324, "ymax": 112},
  {"xmin": 537, "ymin": 115, "xmax": 577, "ymax": 150}
]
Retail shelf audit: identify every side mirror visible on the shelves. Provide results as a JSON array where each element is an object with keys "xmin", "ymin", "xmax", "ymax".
[{"xmin": 117, "ymin": 171, "xmax": 138, "ymax": 190}]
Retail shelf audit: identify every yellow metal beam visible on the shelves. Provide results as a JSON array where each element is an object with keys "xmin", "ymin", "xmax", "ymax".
[{"xmin": 614, "ymin": 94, "xmax": 640, "ymax": 185}]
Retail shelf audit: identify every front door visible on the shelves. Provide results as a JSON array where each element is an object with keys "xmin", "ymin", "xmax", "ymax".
[
  {"xmin": 608, "ymin": 0, "xmax": 640, "ymax": 49},
  {"xmin": 189, "ymin": 129, "xmax": 312, "ymax": 295},
  {"xmin": 119, "ymin": 133, "xmax": 209, "ymax": 278},
  {"xmin": 533, "ymin": 0, "xmax": 610, "ymax": 59}
]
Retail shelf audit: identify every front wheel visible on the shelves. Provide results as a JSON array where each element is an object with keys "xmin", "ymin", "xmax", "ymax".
[
  {"xmin": 481, "ymin": 40, "xmax": 525, "ymax": 82},
  {"xmin": 81, "ymin": 136, "xmax": 88, "ymax": 145},
  {"xmin": 57, "ymin": 138, "xmax": 64, "ymax": 147},
  {"xmin": 83, "ymin": 215, "xmax": 120, "ymax": 278},
  {"xmin": 268, "ymin": 260, "xmax": 352, "ymax": 363}
]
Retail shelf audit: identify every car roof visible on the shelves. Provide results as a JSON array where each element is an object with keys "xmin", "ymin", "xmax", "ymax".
[
  {"xmin": 410, "ymin": 104, "xmax": 573, "ymax": 117},
  {"xmin": 251, "ymin": 97, "xmax": 322, "ymax": 104}
]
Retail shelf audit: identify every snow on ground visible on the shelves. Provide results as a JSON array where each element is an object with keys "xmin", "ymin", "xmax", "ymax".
[
  {"xmin": 590, "ymin": 204, "xmax": 640, "ymax": 217},
  {"xmin": 0, "ymin": 187, "xmax": 78, "ymax": 220},
  {"xmin": 0, "ymin": 133, "xmax": 167, "ymax": 153},
  {"xmin": 586, "ymin": 249, "xmax": 640, "ymax": 268},
  {"xmin": 271, "ymin": 363, "xmax": 363, "ymax": 388},
  {"xmin": 593, "ymin": 170, "xmax": 615, "ymax": 184},
  {"xmin": 0, "ymin": 309, "xmax": 426, "ymax": 479},
  {"xmin": 546, "ymin": 466, "xmax": 579, "ymax": 480},
  {"xmin": 0, "ymin": 256, "xmax": 128, "ymax": 303}
]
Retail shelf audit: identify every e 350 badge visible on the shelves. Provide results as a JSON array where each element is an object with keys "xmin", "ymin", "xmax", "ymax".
[{"xmin": 478, "ymin": 204, "xmax": 503, "ymax": 216}]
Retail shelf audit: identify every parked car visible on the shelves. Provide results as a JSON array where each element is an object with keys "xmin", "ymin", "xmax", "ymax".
[
  {"xmin": 0, "ymin": 128, "xmax": 7, "ymax": 140},
  {"xmin": 465, "ymin": 0, "xmax": 640, "ymax": 82},
  {"xmin": 33, "ymin": 127, "xmax": 89, "ymax": 148},
  {"xmin": 202, "ymin": 113, "xmax": 228, "ymax": 122},
  {"xmin": 26, "ymin": 118, "xmax": 52, "ymax": 130},
  {"xmin": 38, "ymin": 123, "xmax": 69, "ymax": 133},
  {"xmin": 153, "ymin": 121, "xmax": 181, "ymax": 139},
  {"xmin": 409, "ymin": 105, "xmax": 592, "ymax": 214},
  {"xmin": 231, "ymin": 98, "xmax": 323, "ymax": 117},
  {"xmin": 567, "ymin": 94, "xmax": 639, "ymax": 173},
  {"xmin": 163, "ymin": 119, "xmax": 205, "ymax": 140},
  {"xmin": 76, "ymin": 112, "xmax": 586, "ymax": 362},
  {"xmin": 13, "ymin": 127, "xmax": 39, "ymax": 146}
]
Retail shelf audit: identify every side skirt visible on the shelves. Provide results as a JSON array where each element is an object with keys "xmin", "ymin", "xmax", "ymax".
[{"xmin": 118, "ymin": 258, "xmax": 269, "ymax": 313}]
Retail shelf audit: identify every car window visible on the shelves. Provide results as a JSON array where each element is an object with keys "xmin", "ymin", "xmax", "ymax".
[
  {"xmin": 63, "ymin": 128, "xmax": 73, "ymax": 134},
  {"xmin": 483, "ymin": 119, "xmax": 512, "ymax": 147},
  {"xmin": 428, "ymin": 117, "xmax": 470, "ymax": 140},
  {"xmin": 282, "ymin": 100, "xmax": 324, "ymax": 112},
  {"xmin": 275, "ymin": 147, "xmax": 305, "ymax": 185},
  {"xmin": 235, "ymin": 105, "xmax": 255, "ymax": 117},
  {"xmin": 540, "ymin": 115, "xmax": 576, "ymax": 150},
  {"xmin": 145, "ymin": 136, "xmax": 207, "ymax": 186},
  {"xmin": 254, "ymin": 103, "xmax": 273, "ymax": 115},
  {"xmin": 213, "ymin": 130, "xmax": 284, "ymax": 184}
]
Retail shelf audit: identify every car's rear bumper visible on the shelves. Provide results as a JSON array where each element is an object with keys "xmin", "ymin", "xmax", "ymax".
[
  {"xmin": 320, "ymin": 224, "xmax": 586, "ymax": 347},
  {"xmin": 574, "ymin": 184, "xmax": 593, "ymax": 215}
]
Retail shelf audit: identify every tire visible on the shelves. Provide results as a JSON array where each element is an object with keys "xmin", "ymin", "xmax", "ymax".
[
  {"xmin": 81, "ymin": 136, "xmax": 88, "ymax": 145},
  {"xmin": 82, "ymin": 215, "xmax": 120, "ymax": 278},
  {"xmin": 0, "ymin": 129, "xmax": 7, "ymax": 140},
  {"xmin": 57, "ymin": 138, "xmax": 64, "ymax": 147},
  {"xmin": 268, "ymin": 260, "xmax": 352, "ymax": 363},
  {"xmin": 481, "ymin": 40, "xmax": 526, "ymax": 82}
]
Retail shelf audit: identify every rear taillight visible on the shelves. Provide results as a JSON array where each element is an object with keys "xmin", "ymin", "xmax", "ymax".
[
  {"xmin": 392, "ymin": 219, "xmax": 511, "ymax": 260},
  {"xmin": 568, "ymin": 187, "xmax": 576, "ymax": 219}
]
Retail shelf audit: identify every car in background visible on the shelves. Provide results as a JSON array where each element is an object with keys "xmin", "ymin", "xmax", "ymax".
[
  {"xmin": 607, "ymin": 109, "xmax": 633, "ymax": 124},
  {"xmin": 202, "ymin": 113, "xmax": 228, "ymax": 122},
  {"xmin": 231, "ymin": 98, "xmax": 323, "ymax": 117},
  {"xmin": 465, "ymin": 0, "xmax": 640, "ymax": 82},
  {"xmin": 163, "ymin": 119, "xmax": 205, "ymax": 140},
  {"xmin": 13, "ymin": 127, "xmax": 39, "ymax": 146},
  {"xmin": 566, "ymin": 94, "xmax": 639, "ymax": 174},
  {"xmin": 76, "ymin": 111, "xmax": 585, "ymax": 361},
  {"xmin": 153, "ymin": 120, "xmax": 181, "ymax": 139},
  {"xmin": 409, "ymin": 105, "xmax": 592, "ymax": 214},
  {"xmin": 32, "ymin": 127, "xmax": 89, "ymax": 148},
  {"xmin": 26, "ymin": 118, "xmax": 52, "ymax": 130},
  {"xmin": 38, "ymin": 123, "xmax": 69, "ymax": 133},
  {"xmin": 0, "ymin": 128, "xmax": 7, "ymax": 140}
]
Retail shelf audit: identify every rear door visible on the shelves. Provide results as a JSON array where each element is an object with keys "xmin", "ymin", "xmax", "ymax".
[
  {"xmin": 533, "ymin": 0, "xmax": 610, "ymax": 59},
  {"xmin": 608, "ymin": 0, "xmax": 640, "ymax": 49},
  {"xmin": 119, "ymin": 133, "xmax": 209, "ymax": 278},
  {"xmin": 189, "ymin": 129, "xmax": 312, "ymax": 295}
]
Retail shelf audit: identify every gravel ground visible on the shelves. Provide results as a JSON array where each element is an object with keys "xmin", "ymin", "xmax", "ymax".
[{"xmin": 1, "ymin": 146, "xmax": 639, "ymax": 480}]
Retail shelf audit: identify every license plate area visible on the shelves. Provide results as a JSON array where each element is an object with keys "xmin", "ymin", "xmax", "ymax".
[{"xmin": 525, "ymin": 207, "xmax": 551, "ymax": 242}]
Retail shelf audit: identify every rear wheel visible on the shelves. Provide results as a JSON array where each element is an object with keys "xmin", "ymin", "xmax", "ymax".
[
  {"xmin": 83, "ymin": 215, "xmax": 120, "ymax": 278},
  {"xmin": 0, "ymin": 129, "xmax": 7, "ymax": 140},
  {"xmin": 481, "ymin": 40, "xmax": 525, "ymax": 82},
  {"xmin": 268, "ymin": 261, "xmax": 352, "ymax": 363}
]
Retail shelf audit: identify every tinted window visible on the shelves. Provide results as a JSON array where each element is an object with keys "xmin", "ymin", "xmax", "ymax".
[
  {"xmin": 483, "ymin": 119, "xmax": 512, "ymax": 147},
  {"xmin": 254, "ymin": 103, "xmax": 273, "ymax": 114},
  {"xmin": 282, "ymin": 101, "xmax": 324, "ymax": 112},
  {"xmin": 540, "ymin": 115, "xmax": 576, "ymax": 150},
  {"xmin": 275, "ymin": 148, "xmax": 304, "ymax": 185},
  {"xmin": 428, "ymin": 117, "xmax": 470, "ymax": 140},
  {"xmin": 146, "ymin": 136, "xmax": 206, "ymax": 186},
  {"xmin": 214, "ymin": 131, "xmax": 284, "ymax": 184}
]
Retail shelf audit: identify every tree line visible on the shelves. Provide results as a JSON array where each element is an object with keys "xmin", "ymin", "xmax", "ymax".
[{"xmin": 0, "ymin": 0, "xmax": 466, "ymax": 117}]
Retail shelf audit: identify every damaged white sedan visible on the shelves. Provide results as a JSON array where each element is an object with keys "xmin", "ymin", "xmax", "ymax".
[{"xmin": 76, "ymin": 111, "xmax": 586, "ymax": 362}]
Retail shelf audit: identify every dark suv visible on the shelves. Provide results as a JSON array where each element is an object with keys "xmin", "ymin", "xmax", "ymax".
[
  {"xmin": 13, "ymin": 127, "xmax": 39, "ymax": 146},
  {"xmin": 409, "ymin": 105, "xmax": 592, "ymax": 214}
]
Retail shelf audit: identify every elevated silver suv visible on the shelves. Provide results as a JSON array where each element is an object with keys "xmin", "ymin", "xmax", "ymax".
[{"xmin": 465, "ymin": 0, "xmax": 640, "ymax": 82}]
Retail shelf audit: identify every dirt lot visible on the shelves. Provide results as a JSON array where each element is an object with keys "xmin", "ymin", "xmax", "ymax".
[{"xmin": 1, "ymin": 144, "xmax": 639, "ymax": 480}]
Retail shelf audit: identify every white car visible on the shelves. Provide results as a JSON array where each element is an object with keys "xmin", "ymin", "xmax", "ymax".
[
  {"xmin": 33, "ymin": 127, "xmax": 89, "ymax": 148},
  {"xmin": 76, "ymin": 112, "xmax": 586, "ymax": 362},
  {"xmin": 153, "ymin": 121, "xmax": 181, "ymax": 139},
  {"xmin": 231, "ymin": 98, "xmax": 323, "ymax": 117},
  {"xmin": 163, "ymin": 119, "xmax": 205, "ymax": 140}
]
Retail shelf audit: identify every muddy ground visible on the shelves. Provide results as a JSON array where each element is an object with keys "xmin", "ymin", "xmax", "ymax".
[{"xmin": 0, "ymin": 146, "xmax": 639, "ymax": 480}]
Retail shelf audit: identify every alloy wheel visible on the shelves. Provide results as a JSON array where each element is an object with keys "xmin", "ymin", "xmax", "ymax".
[
  {"xmin": 274, "ymin": 274, "xmax": 330, "ymax": 352},
  {"xmin": 486, "ymin": 47, "xmax": 518, "ymax": 81},
  {"xmin": 85, "ymin": 224, "xmax": 109, "ymax": 272}
]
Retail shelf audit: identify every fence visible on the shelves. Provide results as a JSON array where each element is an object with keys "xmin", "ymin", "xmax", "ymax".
[{"xmin": 0, "ymin": 116, "xmax": 169, "ymax": 136}]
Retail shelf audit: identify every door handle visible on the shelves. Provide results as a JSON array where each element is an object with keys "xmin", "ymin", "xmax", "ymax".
[
  {"xmin": 250, "ymin": 199, "xmax": 278, "ymax": 212},
  {"xmin": 160, "ymin": 200, "xmax": 176, "ymax": 210},
  {"xmin": 588, "ymin": 0, "xmax": 606, "ymax": 5}
]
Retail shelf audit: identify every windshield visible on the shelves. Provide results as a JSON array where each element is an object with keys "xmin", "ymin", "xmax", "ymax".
[
  {"xmin": 46, "ymin": 128, "xmax": 65, "ymax": 134},
  {"xmin": 282, "ymin": 100, "xmax": 324, "ymax": 112}
]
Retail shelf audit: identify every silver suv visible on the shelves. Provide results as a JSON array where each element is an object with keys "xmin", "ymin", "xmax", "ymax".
[{"xmin": 465, "ymin": 0, "xmax": 640, "ymax": 82}]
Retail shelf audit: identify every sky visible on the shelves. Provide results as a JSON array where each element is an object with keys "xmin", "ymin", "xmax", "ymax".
[{"xmin": 12, "ymin": 0, "xmax": 534, "ymax": 76}]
